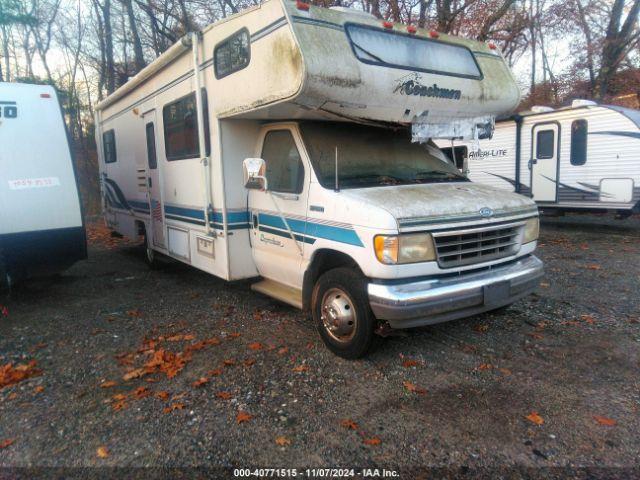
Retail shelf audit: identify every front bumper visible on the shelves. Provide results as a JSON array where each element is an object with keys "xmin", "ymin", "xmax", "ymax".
[{"xmin": 368, "ymin": 255, "xmax": 544, "ymax": 329}]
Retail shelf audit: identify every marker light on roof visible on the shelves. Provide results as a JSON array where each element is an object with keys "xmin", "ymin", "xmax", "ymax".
[
  {"xmin": 296, "ymin": 0, "xmax": 310, "ymax": 11},
  {"xmin": 382, "ymin": 21, "xmax": 393, "ymax": 29},
  {"xmin": 488, "ymin": 42, "xmax": 497, "ymax": 50},
  {"xmin": 407, "ymin": 25, "xmax": 417, "ymax": 34},
  {"xmin": 429, "ymin": 30, "xmax": 439, "ymax": 38}
]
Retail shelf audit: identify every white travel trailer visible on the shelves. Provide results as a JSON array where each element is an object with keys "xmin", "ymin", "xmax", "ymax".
[
  {"xmin": 436, "ymin": 100, "xmax": 640, "ymax": 215},
  {"xmin": 0, "ymin": 83, "xmax": 86, "ymax": 286},
  {"xmin": 96, "ymin": 0, "xmax": 544, "ymax": 358}
]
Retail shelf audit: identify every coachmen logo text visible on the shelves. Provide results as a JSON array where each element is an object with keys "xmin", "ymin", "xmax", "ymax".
[{"xmin": 393, "ymin": 73, "xmax": 462, "ymax": 100}]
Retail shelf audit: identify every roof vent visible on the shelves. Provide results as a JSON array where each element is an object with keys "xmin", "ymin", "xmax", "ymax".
[
  {"xmin": 571, "ymin": 99, "xmax": 597, "ymax": 107},
  {"xmin": 531, "ymin": 105, "xmax": 554, "ymax": 113},
  {"xmin": 329, "ymin": 6, "xmax": 377, "ymax": 19}
]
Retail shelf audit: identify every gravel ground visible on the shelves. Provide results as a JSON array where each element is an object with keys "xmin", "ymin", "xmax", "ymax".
[{"xmin": 0, "ymin": 213, "xmax": 639, "ymax": 478}]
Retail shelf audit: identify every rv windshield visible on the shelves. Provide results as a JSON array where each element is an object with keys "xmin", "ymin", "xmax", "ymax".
[{"xmin": 299, "ymin": 122, "xmax": 466, "ymax": 189}]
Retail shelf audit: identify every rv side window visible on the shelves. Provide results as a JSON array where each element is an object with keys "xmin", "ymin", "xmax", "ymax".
[
  {"xmin": 103, "ymin": 129, "xmax": 117, "ymax": 164},
  {"xmin": 261, "ymin": 130, "xmax": 304, "ymax": 194},
  {"xmin": 570, "ymin": 119, "xmax": 588, "ymax": 166},
  {"xmin": 536, "ymin": 129, "xmax": 554, "ymax": 159},
  {"xmin": 345, "ymin": 23, "xmax": 482, "ymax": 80},
  {"xmin": 440, "ymin": 146, "xmax": 468, "ymax": 170},
  {"xmin": 163, "ymin": 90, "xmax": 210, "ymax": 161},
  {"xmin": 214, "ymin": 28, "xmax": 250, "ymax": 79}
]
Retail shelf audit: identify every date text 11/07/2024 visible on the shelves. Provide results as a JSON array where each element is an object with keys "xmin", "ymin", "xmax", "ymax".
[{"xmin": 233, "ymin": 468, "xmax": 400, "ymax": 478}]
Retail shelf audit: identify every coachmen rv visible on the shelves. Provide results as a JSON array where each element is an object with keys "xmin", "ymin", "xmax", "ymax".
[
  {"xmin": 436, "ymin": 100, "xmax": 640, "ymax": 216},
  {"xmin": 0, "ymin": 83, "xmax": 86, "ymax": 286},
  {"xmin": 96, "ymin": 0, "xmax": 544, "ymax": 358}
]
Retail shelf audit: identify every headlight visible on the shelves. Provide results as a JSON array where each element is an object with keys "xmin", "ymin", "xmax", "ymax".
[
  {"xmin": 374, "ymin": 233, "xmax": 436, "ymax": 264},
  {"xmin": 523, "ymin": 217, "xmax": 539, "ymax": 243}
]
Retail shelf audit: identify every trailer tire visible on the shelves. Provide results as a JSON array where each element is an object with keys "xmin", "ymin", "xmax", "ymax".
[
  {"xmin": 312, "ymin": 267, "xmax": 379, "ymax": 359},
  {"xmin": 143, "ymin": 230, "xmax": 161, "ymax": 269}
]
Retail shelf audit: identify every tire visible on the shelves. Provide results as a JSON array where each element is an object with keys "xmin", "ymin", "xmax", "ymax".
[
  {"xmin": 143, "ymin": 230, "xmax": 161, "ymax": 269},
  {"xmin": 312, "ymin": 267, "xmax": 379, "ymax": 359}
]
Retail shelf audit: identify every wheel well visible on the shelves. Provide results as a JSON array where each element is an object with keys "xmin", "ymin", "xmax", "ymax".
[
  {"xmin": 135, "ymin": 220, "xmax": 146, "ymax": 237},
  {"xmin": 302, "ymin": 249, "xmax": 362, "ymax": 311}
]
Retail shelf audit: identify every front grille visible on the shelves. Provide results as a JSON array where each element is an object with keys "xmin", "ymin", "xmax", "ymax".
[{"xmin": 433, "ymin": 223, "xmax": 522, "ymax": 268}]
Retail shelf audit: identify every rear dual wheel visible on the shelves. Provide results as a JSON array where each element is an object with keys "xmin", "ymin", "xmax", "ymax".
[{"xmin": 312, "ymin": 267, "xmax": 379, "ymax": 359}]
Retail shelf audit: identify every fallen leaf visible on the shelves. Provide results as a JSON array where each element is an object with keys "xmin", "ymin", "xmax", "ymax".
[
  {"xmin": 123, "ymin": 368, "xmax": 146, "ymax": 381},
  {"xmin": 228, "ymin": 333, "xmax": 241, "ymax": 338},
  {"xmin": 183, "ymin": 334, "xmax": 195, "ymax": 341},
  {"xmin": 236, "ymin": 411, "xmax": 252, "ymax": 424},
  {"xmin": 593, "ymin": 415, "xmax": 616, "ymax": 426},
  {"xmin": 540, "ymin": 282, "xmax": 550, "ymax": 288},
  {"xmin": 216, "ymin": 391, "xmax": 233, "ymax": 400},
  {"xmin": 163, "ymin": 403, "xmax": 184, "ymax": 414},
  {"xmin": 132, "ymin": 386, "xmax": 151, "ymax": 399},
  {"xmin": 402, "ymin": 360, "xmax": 420, "ymax": 368},
  {"xmin": 340, "ymin": 419, "xmax": 358, "ymax": 430},
  {"xmin": 192, "ymin": 377, "xmax": 209, "ymax": 388},
  {"xmin": 248, "ymin": 342, "xmax": 263, "ymax": 351},
  {"xmin": 586, "ymin": 264, "xmax": 601, "ymax": 270},
  {"xmin": 100, "ymin": 381, "xmax": 117, "ymax": 388},
  {"xmin": 112, "ymin": 400, "xmax": 128, "ymax": 411},
  {"xmin": 0, "ymin": 439, "xmax": 15, "ymax": 449},
  {"xmin": 527, "ymin": 332, "xmax": 544, "ymax": 340},
  {"xmin": 277, "ymin": 347, "xmax": 288, "ymax": 355},
  {"xmin": 363, "ymin": 437, "xmax": 381, "ymax": 446},
  {"xmin": 111, "ymin": 393, "xmax": 127, "ymax": 401},
  {"xmin": 498, "ymin": 368, "xmax": 512, "ymax": 376},
  {"xmin": 474, "ymin": 324, "xmax": 489, "ymax": 333},
  {"xmin": 292, "ymin": 365, "xmax": 309, "ymax": 372},
  {"xmin": 581, "ymin": 314, "xmax": 595, "ymax": 324},
  {"xmin": 223, "ymin": 359, "xmax": 236, "ymax": 366},
  {"xmin": 275, "ymin": 436, "xmax": 291, "ymax": 446},
  {"xmin": 166, "ymin": 334, "xmax": 184, "ymax": 342},
  {"xmin": 0, "ymin": 360, "xmax": 41, "ymax": 389},
  {"xmin": 403, "ymin": 381, "xmax": 427, "ymax": 394},
  {"xmin": 243, "ymin": 358, "xmax": 256, "ymax": 367},
  {"xmin": 155, "ymin": 391, "xmax": 169, "ymax": 401},
  {"xmin": 526, "ymin": 411, "xmax": 544, "ymax": 425},
  {"xmin": 34, "ymin": 386, "xmax": 44, "ymax": 394},
  {"xmin": 477, "ymin": 363, "xmax": 493, "ymax": 371},
  {"xmin": 208, "ymin": 369, "xmax": 223, "ymax": 376},
  {"xmin": 127, "ymin": 309, "xmax": 143, "ymax": 318},
  {"xmin": 96, "ymin": 446, "xmax": 109, "ymax": 458}
]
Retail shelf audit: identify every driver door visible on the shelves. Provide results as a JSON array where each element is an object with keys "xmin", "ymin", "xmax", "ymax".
[{"xmin": 248, "ymin": 126, "xmax": 309, "ymax": 289}]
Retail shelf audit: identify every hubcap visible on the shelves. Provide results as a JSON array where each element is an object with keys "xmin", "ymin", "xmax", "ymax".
[{"xmin": 320, "ymin": 288, "xmax": 357, "ymax": 343}]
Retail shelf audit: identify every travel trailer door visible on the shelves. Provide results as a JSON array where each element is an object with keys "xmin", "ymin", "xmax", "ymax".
[
  {"xmin": 143, "ymin": 111, "xmax": 165, "ymax": 247},
  {"xmin": 530, "ymin": 123, "xmax": 559, "ymax": 202},
  {"xmin": 248, "ymin": 127, "xmax": 308, "ymax": 287}
]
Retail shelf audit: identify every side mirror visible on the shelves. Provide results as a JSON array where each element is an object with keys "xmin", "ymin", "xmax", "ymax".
[{"xmin": 243, "ymin": 157, "xmax": 268, "ymax": 190}]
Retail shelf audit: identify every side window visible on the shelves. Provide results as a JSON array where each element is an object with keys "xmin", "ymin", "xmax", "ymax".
[
  {"xmin": 214, "ymin": 28, "xmax": 250, "ymax": 79},
  {"xmin": 103, "ymin": 129, "xmax": 117, "ymax": 164},
  {"xmin": 440, "ymin": 146, "xmax": 467, "ymax": 170},
  {"xmin": 145, "ymin": 122, "xmax": 157, "ymax": 169},
  {"xmin": 163, "ymin": 90, "xmax": 210, "ymax": 161},
  {"xmin": 536, "ymin": 129, "xmax": 555, "ymax": 159},
  {"xmin": 261, "ymin": 130, "xmax": 305, "ymax": 194},
  {"xmin": 570, "ymin": 119, "xmax": 588, "ymax": 166}
]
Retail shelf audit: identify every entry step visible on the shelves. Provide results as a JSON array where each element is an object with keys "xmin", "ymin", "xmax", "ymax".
[{"xmin": 251, "ymin": 279, "xmax": 303, "ymax": 310}]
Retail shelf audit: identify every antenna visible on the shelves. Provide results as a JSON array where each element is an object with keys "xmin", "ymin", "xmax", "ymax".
[{"xmin": 334, "ymin": 145, "xmax": 340, "ymax": 192}]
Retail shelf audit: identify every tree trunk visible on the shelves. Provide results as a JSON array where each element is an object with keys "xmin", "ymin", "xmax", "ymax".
[
  {"xmin": 122, "ymin": 0, "xmax": 145, "ymax": 72},
  {"xmin": 103, "ymin": 0, "xmax": 115, "ymax": 94}
]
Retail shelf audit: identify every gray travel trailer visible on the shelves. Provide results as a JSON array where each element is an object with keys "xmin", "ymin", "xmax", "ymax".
[
  {"xmin": 436, "ymin": 100, "xmax": 640, "ymax": 216},
  {"xmin": 0, "ymin": 83, "xmax": 86, "ymax": 286}
]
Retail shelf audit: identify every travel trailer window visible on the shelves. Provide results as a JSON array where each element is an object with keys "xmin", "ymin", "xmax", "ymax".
[
  {"xmin": 345, "ymin": 24, "xmax": 482, "ymax": 80},
  {"xmin": 300, "ymin": 122, "xmax": 465, "ymax": 189},
  {"xmin": 163, "ymin": 90, "xmax": 210, "ymax": 161},
  {"xmin": 145, "ymin": 122, "xmax": 157, "ymax": 169},
  {"xmin": 440, "ymin": 146, "xmax": 468, "ymax": 170},
  {"xmin": 535, "ymin": 130, "xmax": 554, "ymax": 159},
  {"xmin": 103, "ymin": 129, "xmax": 117, "ymax": 163},
  {"xmin": 261, "ymin": 130, "xmax": 305, "ymax": 194},
  {"xmin": 214, "ymin": 28, "xmax": 250, "ymax": 79},
  {"xmin": 570, "ymin": 119, "xmax": 588, "ymax": 166}
]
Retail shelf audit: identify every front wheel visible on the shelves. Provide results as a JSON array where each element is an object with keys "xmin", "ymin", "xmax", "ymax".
[{"xmin": 312, "ymin": 267, "xmax": 379, "ymax": 359}]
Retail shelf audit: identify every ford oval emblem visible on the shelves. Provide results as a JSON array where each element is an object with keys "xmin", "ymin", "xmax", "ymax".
[{"xmin": 479, "ymin": 207, "xmax": 494, "ymax": 218}]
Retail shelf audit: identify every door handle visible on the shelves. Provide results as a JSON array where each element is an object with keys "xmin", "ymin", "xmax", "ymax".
[{"xmin": 147, "ymin": 177, "xmax": 152, "ymax": 188}]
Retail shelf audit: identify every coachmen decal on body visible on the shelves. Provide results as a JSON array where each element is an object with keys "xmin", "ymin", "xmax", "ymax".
[{"xmin": 393, "ymin": 73, "xmax": 462, "ymax": 100}]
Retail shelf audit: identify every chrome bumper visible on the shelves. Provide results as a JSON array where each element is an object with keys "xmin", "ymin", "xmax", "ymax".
[{"xmin": 368, "ymin": 255, "xmax": 544, "ymax": 329}]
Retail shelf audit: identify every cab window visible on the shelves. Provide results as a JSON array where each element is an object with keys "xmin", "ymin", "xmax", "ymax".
[{"xmin": 261, "ymin": 130, "xmax": 304, "ymax": 194}]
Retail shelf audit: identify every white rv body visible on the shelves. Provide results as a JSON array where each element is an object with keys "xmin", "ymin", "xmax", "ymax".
[
  {"xmin": 96, "ymin": 0, "xmax": 543, "ymax": 357},
  {"xmin": 436, "ymin": 102, "xmax": 640, "ymax": 213},
  {"xmin": 0, "ymin": 83, "xmax": 86, "ymax": 284}
]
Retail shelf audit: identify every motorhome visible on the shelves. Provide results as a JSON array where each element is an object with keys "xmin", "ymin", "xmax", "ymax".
[
  {"xmin": 436, "ymin": 101, "xmax": 640, "ymax": 216},
  {"xmin": 0, "ymin": 83, "xmax": 86, "ymax": 286},
  {"xmin": 95, "ymin": 0, "xmax": 544, "ymax": 358}
]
